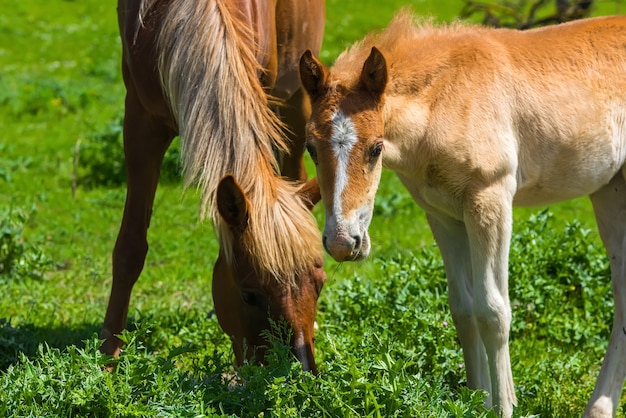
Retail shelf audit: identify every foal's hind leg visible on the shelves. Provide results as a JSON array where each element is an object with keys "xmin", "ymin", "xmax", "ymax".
[
  {"xmin": 585, "ymin": 172, "xmax": 626, "ymax": 418},
  {"xmin": 100, "ymin": 90, "xmax": 173, "ymax": 358},
  {"xmin": 277, "ymin": 88, "xmax": 309, "ymax": 182}
]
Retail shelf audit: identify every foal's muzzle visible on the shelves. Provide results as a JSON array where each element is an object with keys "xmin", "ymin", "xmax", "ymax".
[{"xmin": 322, "ymin": 231, "xmax": 369, "ymax": 262}]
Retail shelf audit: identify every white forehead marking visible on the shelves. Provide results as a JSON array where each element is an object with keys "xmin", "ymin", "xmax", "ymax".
[{"xmin": 331, "ymin": 110, "xmax": 358, "ymax": 214}]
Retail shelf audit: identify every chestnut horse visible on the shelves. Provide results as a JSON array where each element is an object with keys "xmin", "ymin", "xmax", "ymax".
[
  {"xmin": 300, "ymin": 11, "xmax": 626, "ymax": 416},
  {"xmin": 100, "ymin": 0, "xmax": 326, "ymax": 373}
]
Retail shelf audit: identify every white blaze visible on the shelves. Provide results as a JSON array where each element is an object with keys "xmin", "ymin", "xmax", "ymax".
[{"xmin": 330, "ymin": 110, "xmax": 358, "ymax": 216}]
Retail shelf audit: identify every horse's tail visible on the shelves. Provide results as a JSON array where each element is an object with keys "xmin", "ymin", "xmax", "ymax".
[{"xmin": 153, "ymin": 0, "xmax": 288, "ymax": 220}]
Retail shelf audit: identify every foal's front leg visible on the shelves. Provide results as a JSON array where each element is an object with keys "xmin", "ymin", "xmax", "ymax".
[
  {"xmin": 427, "ymin": 213, "xmax": 492, "ymax": 400},
  {"xmin": 463, "ymin": 182, "xmax": 517, "ymax": 418}
]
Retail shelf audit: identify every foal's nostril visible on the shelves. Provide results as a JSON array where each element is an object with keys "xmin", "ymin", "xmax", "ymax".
[{"xmin": 352, "ymin": 235, "xmax": 362, "ymax": 252}]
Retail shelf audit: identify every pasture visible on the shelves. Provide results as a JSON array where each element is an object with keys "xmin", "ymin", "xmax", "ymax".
[{"xmin": 0, "ymin": 0, "xmax": 624, "ymax": 416}]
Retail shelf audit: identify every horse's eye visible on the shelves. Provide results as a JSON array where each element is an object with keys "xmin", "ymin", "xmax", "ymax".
[
  {"xmin": 241, "ymin": 290, "xmax": 258, "ymax": 306},
  {"xmin": 370, "ymin": 141, "xmax": 383, "ymax": 159},
  {"xmin": 306, "ymin": 142, "xmax": 318, "ymax": 165}
]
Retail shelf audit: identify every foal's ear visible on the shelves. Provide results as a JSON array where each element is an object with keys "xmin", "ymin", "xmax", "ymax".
[
  {"xmin": 299, "ymin": 50, "xmax": 328, "ymax": 101},
  {"xmin": 360, "ymin": 47, "xmax": 387, "ymax": 98},
  {"xmin": 217, "ymin": 175, "xmax": 249, "ymax": 233},
  {"xmin": 297, "ymin": 177, "xmax": 321, "ymax": 211}
]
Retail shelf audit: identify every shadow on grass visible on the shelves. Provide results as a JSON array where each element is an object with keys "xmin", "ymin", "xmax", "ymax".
[
  {"xmin": 0, "ymin": 309, "xmax": 228, "ymax": 371},
  {"xmin": 0, "ymin": 318, "xmax": 102, "ymax": 370}
]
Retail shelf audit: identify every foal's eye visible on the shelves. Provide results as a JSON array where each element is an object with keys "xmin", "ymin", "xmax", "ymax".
[
  {"xmin": 306, "ymin": 143, "xmax": 318, "ymax": 165},
  {"xmin": 370, "ymin": 141, "xmax": 383, "ymax": 159}
]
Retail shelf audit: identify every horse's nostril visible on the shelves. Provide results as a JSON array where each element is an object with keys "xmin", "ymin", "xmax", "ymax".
[
  {"xmin": 322, "ymin": 236, "xmax": 330, "ymax": 254},
  {"xmin": 352, "ymin": 235, "xmax": 362, "ymax": 251}
]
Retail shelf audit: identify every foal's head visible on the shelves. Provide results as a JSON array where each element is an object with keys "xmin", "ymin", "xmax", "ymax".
[
  {"xmin": 212, "ymin": 175, "xmax": 326, "ymax": 374},
  {"xmin": 299, "ymin": 48, "xmax": 388, "ymax": 262}
]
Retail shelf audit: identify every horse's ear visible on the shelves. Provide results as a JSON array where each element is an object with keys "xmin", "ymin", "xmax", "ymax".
[
  {"xmin": 217, "ymin": 175, "xmax": 249, "ymax": 233},
  {"xmin": 297, "ymin": 177, "xmax": 321, "ymax": 211},
  {"xmin": 360, "ymin": 47, "xmax": 387, "ymax": 98},
  {"xmin": 299, "ymin": 50, "xmax": 328, "ymax": 101}
]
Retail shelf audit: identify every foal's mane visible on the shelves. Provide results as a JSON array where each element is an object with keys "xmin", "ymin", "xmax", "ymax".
[
  {"xmin": 331, "ymin": 10, "xmax": 473, "ymax": 82},
  {"xmin": 139, "ymin": 0, "xmax": 321, "ymax": 284}
]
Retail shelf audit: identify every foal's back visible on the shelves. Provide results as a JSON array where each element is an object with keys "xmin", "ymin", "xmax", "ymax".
[
  {"xmin": 365, "ymin": 15, "xmax": 626, "ymax": 207},
  {"xmin": 489, "ymin": 16, "xmax": 626, "ymax": 206}
]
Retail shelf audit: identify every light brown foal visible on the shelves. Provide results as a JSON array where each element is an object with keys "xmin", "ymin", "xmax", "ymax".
[{"xmin": 301, "ymin": 11, "xmax": 626, "ymax": 416}]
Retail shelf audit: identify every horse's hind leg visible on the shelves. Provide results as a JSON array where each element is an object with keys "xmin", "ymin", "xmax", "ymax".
[
  {"xmin": 585, "ymin": 171, "xmax": 626, "ymax": 418},
  {"xmin": 277, "ymin": 88, "xmax": 309, "ymax": 182},
  {"xmin": 99, "ymin": 89, "xmax": 173, "ymax": 358}
]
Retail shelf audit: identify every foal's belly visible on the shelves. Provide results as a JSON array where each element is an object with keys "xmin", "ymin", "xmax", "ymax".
[
  {"xmin": 512, "ymin": 155, "xmax": 623, "ymax": 207},
  {"xmin": 511, "ymin": 109, "xmax": 626, "ymax": 206},
  {"xmin": 513, "ymin": 185, "xmax": 595, "ymax": 207}
]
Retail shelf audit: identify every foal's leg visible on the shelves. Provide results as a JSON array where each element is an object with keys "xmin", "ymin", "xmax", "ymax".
[
  {"xmin": 427, "ymin": 214, "xmax": 492, "ymax": 400},
  {"xmin": 100, "ymin": 89, "xmax": 173, "ymax": 358},
  {"xmin": 277, "ymin": 88, "xmax": 309, "ymax": 182},
  {"xmin": 464, "ymin": 183, "xmax": 517, "ymax": 418},
  {"xmin": 585, "ymin": 171, "xmax": 626, "ymax": 418}
]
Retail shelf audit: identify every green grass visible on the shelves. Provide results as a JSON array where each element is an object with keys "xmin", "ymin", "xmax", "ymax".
[{"xmin": 1, "ymin": 0, "xmax": 625, "ymax": 417}]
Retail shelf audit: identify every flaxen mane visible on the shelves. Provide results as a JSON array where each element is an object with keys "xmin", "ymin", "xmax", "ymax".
[
  {"xmin": 331, "ymin": 10, "xmax": 480, "ymax": 87},
  {"xmin": 139, "ymin": 0, "xmax": 321, "ymax": 284}
]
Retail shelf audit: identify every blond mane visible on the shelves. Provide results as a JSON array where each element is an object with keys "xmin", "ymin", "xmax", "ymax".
[
  {"xmin": 139, "ymin": 0, "xmax": 321, "ymax": 284},
  {"xmin": 330, "ymin": 9, "xmax": 478, "ymax": 84}
]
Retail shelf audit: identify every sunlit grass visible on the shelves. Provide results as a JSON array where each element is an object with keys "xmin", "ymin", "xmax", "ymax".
[{"xmin": 1, "ymin": 0, "xmax": 624, "ymax": 416}]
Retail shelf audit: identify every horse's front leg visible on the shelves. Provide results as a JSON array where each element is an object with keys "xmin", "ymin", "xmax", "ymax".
[
  {"xmin": 100, "ymin": 86, "xmax": 173, "ymax": 360},
  {"xmin": 277, "ymin": 87, "xmax": 309, "ymax": 182},
  {"xmin": 427, "ymin": 213, "xmax": 492, "ymax": 400},
  {"xmin": 585, "ymin": 172, "xmax": 626, "ymax": 418},
  {"xmin": 464, "ymin": 180, "xmax": 517, "ymax": 418}
]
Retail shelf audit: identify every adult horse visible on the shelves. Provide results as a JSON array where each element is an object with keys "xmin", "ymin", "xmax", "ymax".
[
  {"xmin": 100, "ymin": 0, "xmax": 326, "ymax": 373},
  {"xmin": 300, "ymin": 11, "xmax": 626, "ymax": 416}
]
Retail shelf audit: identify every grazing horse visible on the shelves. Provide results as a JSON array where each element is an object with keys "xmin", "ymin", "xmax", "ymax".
[
  {"xmin": 100, "ymin": 0, "xmax": 326, "ymax": 373},
  {"xmin": 300, "ymin": 11, "xmax": 626, "ymax": 417}
]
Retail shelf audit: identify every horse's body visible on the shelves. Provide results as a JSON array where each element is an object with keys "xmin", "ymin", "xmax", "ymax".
[
  {"xmin": 300, "ymin": 12, "xmax": 626, "ymax": 416},
  {"xmin": 100, "ymin": 0, "xmax": 326, "ymax": 373}
]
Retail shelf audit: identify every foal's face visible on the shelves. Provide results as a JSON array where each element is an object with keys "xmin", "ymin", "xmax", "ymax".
[
  {"xmin": 305, "ymin": 97, "xmax": 384, "ymax": 261},
  {"xmin": 300, "ymin": 49, "xmax": 388, "ymax": 262},
  {"xmin": 212, "ymin": 176, "xmax": 326, "ymax": 374}
]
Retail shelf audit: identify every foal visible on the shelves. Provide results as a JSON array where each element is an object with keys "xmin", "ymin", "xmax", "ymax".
[{"xmin": 300, "ymin": 11, "xmax": 626, "ymax": 417}]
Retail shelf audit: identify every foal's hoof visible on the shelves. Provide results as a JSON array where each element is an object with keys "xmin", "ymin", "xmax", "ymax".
[{"xmin": 584, "ymin": 397, "xmax": 613, "ymax": 418}]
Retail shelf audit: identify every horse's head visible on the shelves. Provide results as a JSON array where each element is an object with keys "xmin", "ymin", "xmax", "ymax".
[
  {"xmin": 212, "ymin": 175, "xmax": 326, "ymax": 374},
  {"xmin": 299, "ymin": 48, "xmax": 388, "ymax": 262}
]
